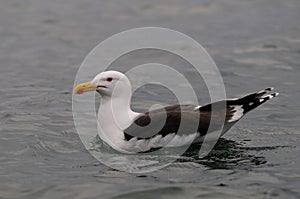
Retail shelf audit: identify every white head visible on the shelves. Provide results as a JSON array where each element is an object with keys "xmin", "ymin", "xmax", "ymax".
[{"xmin": 75, "ymin": 70, "xmax": 132, "ymax": 100}]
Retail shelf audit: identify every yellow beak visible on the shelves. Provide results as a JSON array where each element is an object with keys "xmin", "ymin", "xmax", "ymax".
[{"xmin": 74, "ymin": 81, "xmax": 96, "ymax": 94}]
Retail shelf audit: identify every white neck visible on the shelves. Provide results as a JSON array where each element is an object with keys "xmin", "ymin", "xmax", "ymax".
[{"xmin": 97, "ymin": 94, "xmax": 140, "ymax": 151}]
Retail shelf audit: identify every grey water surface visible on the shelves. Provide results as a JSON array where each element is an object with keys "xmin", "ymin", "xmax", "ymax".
[{"xmin": 1, "ymin": 0, "xmax": 300, "ymax": 198}]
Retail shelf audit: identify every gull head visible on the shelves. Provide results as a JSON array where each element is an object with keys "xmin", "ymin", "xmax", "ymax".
[{"xmin": 74, "ymin": 70, "xmax": 132, "ymax": 98}]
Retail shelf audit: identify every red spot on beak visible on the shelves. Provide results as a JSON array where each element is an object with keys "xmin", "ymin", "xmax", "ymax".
[{"xmin": 77, "ymin": 89, "xmax": 84, "ymax": 94}]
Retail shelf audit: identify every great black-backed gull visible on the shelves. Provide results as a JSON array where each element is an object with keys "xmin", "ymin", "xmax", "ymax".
[{"xmin": 74, "ymin": 71, "xmax": 278, "ymax": 153}]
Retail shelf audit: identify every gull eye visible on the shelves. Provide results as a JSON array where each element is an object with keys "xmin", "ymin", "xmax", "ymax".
[{"xmin": 106, "ymin": 77, "xmax": 113, "ymax": 82}]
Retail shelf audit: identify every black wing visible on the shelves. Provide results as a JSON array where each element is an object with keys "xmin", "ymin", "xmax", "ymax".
[{"xmin": 124, "ymin": 88, "xmax": 278, "ymax": 141}]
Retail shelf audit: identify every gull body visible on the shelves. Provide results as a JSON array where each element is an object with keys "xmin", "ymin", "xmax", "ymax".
[{"xmin": 75, "ymin": 70, "xmax": 279, "ymax": 153}]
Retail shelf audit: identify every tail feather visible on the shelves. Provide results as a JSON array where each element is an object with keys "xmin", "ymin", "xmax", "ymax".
[
  {"xmin": 224, "ymin": 87, "xmax": 278, "ymax": 123},
  {"xmin": 234, "ymin": 87, "xmax": 279, "ymax": 114}
]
